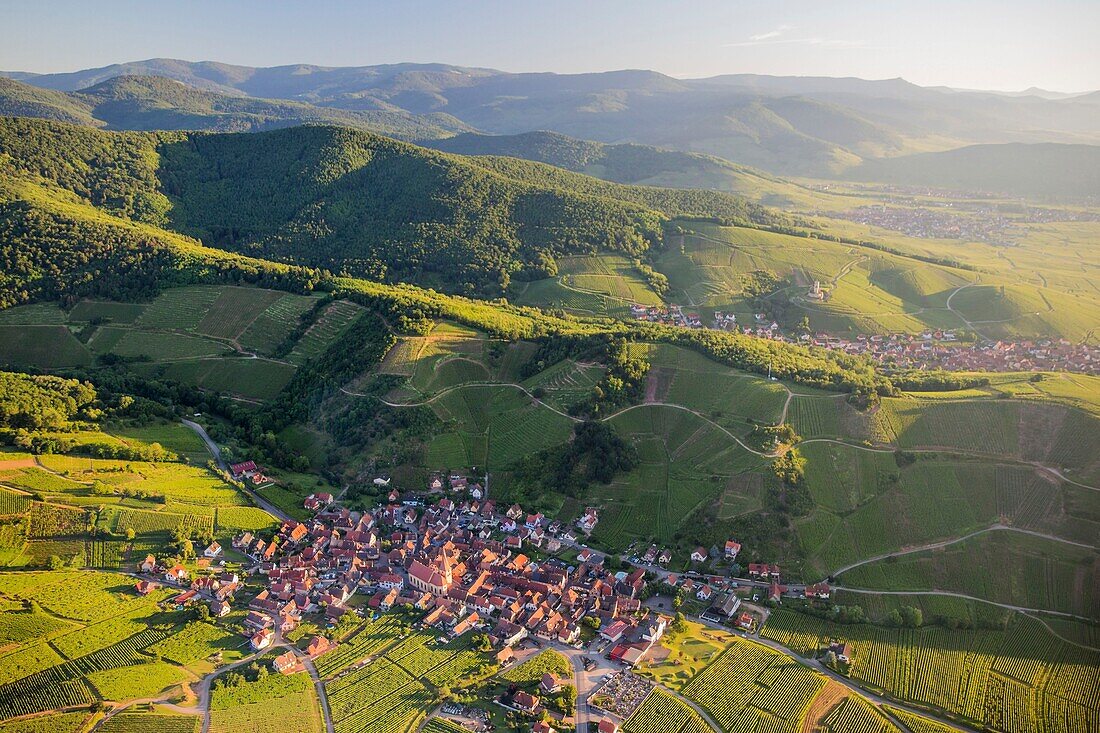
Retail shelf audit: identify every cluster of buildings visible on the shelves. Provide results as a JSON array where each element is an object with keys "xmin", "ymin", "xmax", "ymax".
[
  {"xmin": 628, "ymin": 298, "xmax": 1098, "ymax": 374},
  {"xmin": 829, "ymin": 204, "xmax": 1018, "ymax": 245},
  {"xmin": 201, "ymin": 483, "xmax": 670, "ymax": 668},
  {"xmin": 629, "ymin": 304, "xmax": 703, "ymax": 328},
  {"xmin": 814, "ymin": 333, "xmax": 1098, "ymax": 374}
]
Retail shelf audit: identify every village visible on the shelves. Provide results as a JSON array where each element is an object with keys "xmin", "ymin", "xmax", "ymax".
[
  {"xmin": 131, "ymin": 467, "xmax": 840, "ymax": 733},
  {"xmin": 630, "ymin": 304, "xmax": 1099, "ymax": 374}
]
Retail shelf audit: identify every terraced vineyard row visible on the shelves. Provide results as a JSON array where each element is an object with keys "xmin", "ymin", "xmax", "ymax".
[
  {"xmin": 760, "ymin": 611, "xmax": 1100, "ymax": 733},
  {"xmin": 680, "ymin": 637, "xmax": 825, "ymax": 733},
  {"xmin": 623, "ymin": 688, "xmax": 716, "ymax": 733}
]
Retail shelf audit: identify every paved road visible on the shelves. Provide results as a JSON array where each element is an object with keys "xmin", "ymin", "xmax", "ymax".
[
  {"xmin": 181, "ymin": 419, "xmax": 292, "ymax": 523},
  {"xmin": 293, "ymin": 648, "xmax": 336, "ymax": 733}
]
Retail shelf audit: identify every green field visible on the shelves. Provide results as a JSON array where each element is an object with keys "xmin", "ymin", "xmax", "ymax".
[
  {"xmin": 515, "ymin": 253, "xmax": 664, "ymax": 316},
  {"xmin": 761, "ymin": 610, "xmax": 1100, "ymax": 733}
]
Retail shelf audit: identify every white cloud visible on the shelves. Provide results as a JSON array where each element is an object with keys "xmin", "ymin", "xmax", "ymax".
[{"xmin": 749, "ymin": 25, "xmax": 792, "ymax": 42}]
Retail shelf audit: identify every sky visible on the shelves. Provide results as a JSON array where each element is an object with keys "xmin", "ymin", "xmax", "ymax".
[{"xmin": 3, "ymin": 0, "xmax": 1098, "ymax": 92}]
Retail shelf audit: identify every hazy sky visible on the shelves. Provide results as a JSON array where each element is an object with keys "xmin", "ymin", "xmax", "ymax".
[{"xmin": 3, "ymin": 0, "xmax": 1097, "ymax": 92}]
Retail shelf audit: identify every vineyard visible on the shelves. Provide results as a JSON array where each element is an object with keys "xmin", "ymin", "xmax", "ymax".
[
  {"xmin": 326, "ymin": 658, "xmax": 432, "ymax": 733},
  {"xmin": 145, "ymin": 621, "xmax": 236, "ymax": 665},
  {"xmin": 497, "ymin": 649, "xmax": 572, "ymax": 684},
  {"xmin": 680, "ymin": 637, "xmax": 825, "ymax": 733},
  {"xmin": 760, "ymin": 610, "xmax": 1100, "ymax": 733},
  {"xmin": 314, "ymin": 615, "xmax": 407, "ymax": 678},
  {"xmin": 623, "ymin": 688, "xmax": 717, "ymax": 733},
  {"xmin": 210, "ymin": 664, "xmax": 323, "ymax": 733},
  {"xmin": 0, "ymin": 626, "xmax": 170, "ymax": 719},
  {"xmin": 820, "ymin": 697, "xmax": 900, "ymax": 733},
  {"xmin": 0, "ymin": 489, "xmax": 30, "ymax": 517},
  {"xmin": 26, "ymin": 503, "xmax": 88, "ymax": 538},
  {"xmin": 112, "ymin": 508, "xmax": 215, "ymax": 537},
  {"xmin": 98, "ymin": 712, "xmax": 200, "ymax": 733}
]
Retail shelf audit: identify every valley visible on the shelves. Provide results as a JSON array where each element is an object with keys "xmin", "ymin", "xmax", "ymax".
[{"xmin": 0, "ymin": 44, "xmax": 1097, "ymax": 733}]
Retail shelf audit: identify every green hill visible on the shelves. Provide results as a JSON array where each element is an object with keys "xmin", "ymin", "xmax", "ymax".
[
  {"xmin": 0, "ymin": 116, "xmax": 783, "ymax": 298},
  {"xmin": 844, "ymin": 142, "xmax": 1100, "ymax": 200},
  {"xmin": 423, "ymin": 130, "xmax": 810, "ymax": 201}
]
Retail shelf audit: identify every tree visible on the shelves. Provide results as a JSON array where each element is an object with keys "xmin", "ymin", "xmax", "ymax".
[
  {"xmin": 670, "ymin": 612, "xmax": 688, "ymax": 634},
  {"xmin": 47, "ymin": 554, "xmax": 64, "ymax": 570},
  {"xmin": 125, "ymin": 527, "xmax": 136, "ymax": 541},
  {"xmin": 900, "ymin": 606, "xmax": 923, "ymax": 628},
  {"xmin": 193, "ymin": 603, "xmax": 211, "ymax": 622}
]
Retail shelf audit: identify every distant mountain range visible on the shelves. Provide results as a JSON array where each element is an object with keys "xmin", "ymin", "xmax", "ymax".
[
  {"xmin": 0, "ymin": 75, "xmax": 469, "ymax": 140},
  {"xmin": 4, "ymin": 59, "xmax": 1098, "ymax": 178}
]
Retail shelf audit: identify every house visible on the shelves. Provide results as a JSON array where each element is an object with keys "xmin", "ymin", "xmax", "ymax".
[
  {"xmin": 532, "ymin": 722, "xmax": 557, "ymax": 733},
  {"xmin": 598, "ymin": 719, "xmax": 620, "ymax": 733},
  {"xmin": 696, "ymin": 584, "xmax": 713, "ymax": 601},
  {"xmin": 139, "ymin": 555, "xmax": 157, "ymax": 573},
  {"xmin": 805, "ymin": 582, "xmax": 831, "ymax": 600},
  {"xmin": 306, "ymin": 636, "xmax": 331, "ymax": 657},
  {"xmin": 211, "ymin": 599, "xmax": 231, "ymax": 617},
  {"xmin": 230, "ymin": 460, "xmax": 258, "ymax": 479},
  {"xmin": 304, "ymin": 493, "xmax": 334, "ymax": 512},
  {"xmin": 640, "ymin": 616, "xmax": 667, "ymax": 642},
  {"xmin": 736, "ymin": 612, "xmax": 754, "ymax": 630},
  {"xmin": 600, "ymin": 619, "xmax": 629, "ymax": 642},
  {"xmin": 513, "ymin": 691, "xmax": 540, "ymax": 713},
  {"xmin": 691, "ymin": 547, "xmax": 708, "ymax": 563},
  {"xmin": 723, "ymin": 540, "xmax": 741, "ymax": 559},
  {"xmin": 577, "ymin": 507, "xmax": 599, "ymax": 532},
  {"xmin": 164, "ymin": 565, "xmax": 188, "ymax": 583},
  {"xmin": 203, "ymin": 541, "xmax": 222, "ymax": 559},
  {"xmin": 272, "ymin": 651, "xmax": 299, "ymax": 674},
  {"xmin": 135, "ymin": 580, "xmax": 159, "ymax": 596},
  {"xmin": 540, "ymin": 673, "xmax": 563, "ymax": 694},
  {"xmin": 829, "ymin": 642, "xmax": 853, "ymax": 664},
  {"xmin": 657, "ymin": 549, "xmax": 672, "ymax": 565},
  {"xmin": 245, "ymin": 610, "xmax": 273, "ymax": 630},
  {"xmin": 250, "ymin": 628, "xmax": 274, "ymax": 650},
  {"xmin": 715, "ymin": 593, "xmax": 741, "ymax": 618}
]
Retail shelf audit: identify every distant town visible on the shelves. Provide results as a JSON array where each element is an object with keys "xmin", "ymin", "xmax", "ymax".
[{"xmin": 631, "ymin": 304, "xmax": 1098, "ymax": 374}]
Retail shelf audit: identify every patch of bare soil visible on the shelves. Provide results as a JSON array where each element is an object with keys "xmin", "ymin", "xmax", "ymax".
[{"xmin": 801, "ymin": 681, "xmax": 849, "ymax": 733}]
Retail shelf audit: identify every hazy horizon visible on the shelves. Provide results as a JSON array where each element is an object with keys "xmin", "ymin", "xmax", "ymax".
[{"xmin": 3, "ymin": 0, "xmax": 1098, "ymax": 93}]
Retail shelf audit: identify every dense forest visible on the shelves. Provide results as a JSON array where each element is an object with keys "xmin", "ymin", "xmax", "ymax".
[{"xmin": 0, "ymin": 116, "xmax": 783, "ymax": 298}]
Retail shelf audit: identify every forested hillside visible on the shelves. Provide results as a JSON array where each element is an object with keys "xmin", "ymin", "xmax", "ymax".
[
  {"xmin": 0, "ymin": 75, "xmax": 470, "ymax": 140},
  {"xmin": 0, "ymin": 116, "xmax": 783, "ymax": 296},
  {"xmin": 424, "ymin": 130, "xmax": 787, "ymax": 193}
]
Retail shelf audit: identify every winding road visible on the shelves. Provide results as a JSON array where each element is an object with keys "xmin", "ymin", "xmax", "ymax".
[
  {"xmin": 180, "ymin": 419, "xmax": 292, "ymax": 522},
  {"xmin": 829, "ymin": 523, "xmax": 1099, "ymax": 578},
  {"xmin": 348, "ymin": 382, "xmax": 780, "ymax": 458}
]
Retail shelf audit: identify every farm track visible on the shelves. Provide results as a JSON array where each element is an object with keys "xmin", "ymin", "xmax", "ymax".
[
  {"xmin": 831, "ymin": 587, "xmax": 1098, "ymax": 622},
  {"xmin": 828, "ymin": 523, "xmax": 1099, "ymax": 578},
  {"xmin": 352, "ymin": 381, "xmax": 779, "ymax": 457}
]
